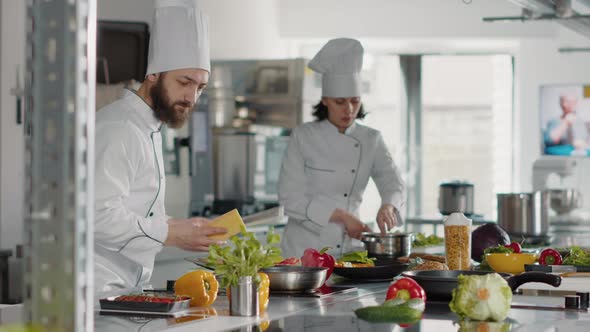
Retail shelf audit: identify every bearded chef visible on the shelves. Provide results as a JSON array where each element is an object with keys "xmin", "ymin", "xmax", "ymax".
[
  {"xmin": 278, "ymin": 38, "xmax": 407, "ymax": 258},
  {"xmin": 94, "ymin": 0, "xmax": 226, "ymax": 294}
]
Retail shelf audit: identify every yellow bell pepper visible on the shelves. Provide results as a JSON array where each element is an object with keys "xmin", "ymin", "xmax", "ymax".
[
  {"xmin": 174, "ymin": 270, "xmax": 219, "ymax": 307},
  {"xmin": 258, "ymin": 312, "xmax": 270, "ymax": 331},
  {"xmin": 258, "ymin": 272, "xmax": 270, "ymax": 313}
]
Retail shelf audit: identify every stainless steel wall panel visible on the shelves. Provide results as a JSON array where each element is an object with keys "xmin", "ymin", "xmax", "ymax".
[{"xmin": 24, "ymin": 0, "xmax": 95, "ymax": 330}]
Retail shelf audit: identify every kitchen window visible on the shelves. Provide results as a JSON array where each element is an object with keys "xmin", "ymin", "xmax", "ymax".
[
  {"xmin": 419, "ymin": 55, "xmax": 514, "ymax": 219},
  {"xmin": 360, "ymin": 54, "xmax": 514, "ymax": 222}
]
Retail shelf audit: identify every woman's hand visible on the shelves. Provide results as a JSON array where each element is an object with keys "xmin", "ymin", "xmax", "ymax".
[
  {"xmin": 376, "ymin": 204, "xmax": 399, "ymax": 235},
  {"xmin": 330, "ymin": 209, "xmax": 371, "ymax": 239}
]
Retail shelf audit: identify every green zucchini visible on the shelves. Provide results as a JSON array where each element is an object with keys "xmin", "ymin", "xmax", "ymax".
[{"xmin": 354, "ymin": 303, "xmax": 422, "ymax": 323}]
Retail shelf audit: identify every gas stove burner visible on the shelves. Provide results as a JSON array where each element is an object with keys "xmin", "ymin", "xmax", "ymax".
[
  {"xmin": 271, "ymin": 288, "xmax": 317, "ymax": 295},
  {"xmin": 269, "ymin": 285, "xmax": 357, "ymax": 298}
]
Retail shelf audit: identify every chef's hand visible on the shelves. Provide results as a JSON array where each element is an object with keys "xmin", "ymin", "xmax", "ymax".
[
  {"xmin": 165, "ymin": 217, "xmax": 227, "ymax": 251},
  {"xmin": 376, "ymin": 204, "xmax": 399, "ymax": 235},
  {"xmin": 330, "ymin": 209, "xmax": 371, "ymax": 240}
]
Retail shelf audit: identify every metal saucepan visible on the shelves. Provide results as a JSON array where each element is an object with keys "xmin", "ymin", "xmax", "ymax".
[
  {"xmin": 361, "ymin": 232, "xmax": 412, "ymax": 257},
  {"xmin": 402, "ymin": 270, "xmax": 561, "ymax": 301},
  {"xmin": 259, "ymin": 266, "xmax": 328, "ymax": 292}
]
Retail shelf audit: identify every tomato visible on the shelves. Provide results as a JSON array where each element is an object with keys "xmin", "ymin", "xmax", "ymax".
[{"xmin": 504, "ymin": 242, "xmax": 522, "ymax": 253}]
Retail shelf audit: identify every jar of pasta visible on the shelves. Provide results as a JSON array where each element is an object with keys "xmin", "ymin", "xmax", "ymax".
[{"xmin": 444, "ymin": 212, "xmax": 472, "ymax": 270}]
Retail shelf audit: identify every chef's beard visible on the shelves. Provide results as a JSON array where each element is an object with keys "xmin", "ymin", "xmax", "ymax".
[{"xmin": 150, "ymin": 76, "xmax": 192, "ymax": 129}]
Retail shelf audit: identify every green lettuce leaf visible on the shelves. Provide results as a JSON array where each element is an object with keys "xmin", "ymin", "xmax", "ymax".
[{"xmin": 338, "ymin": 250, "xmax": 376, "ymax": 264}]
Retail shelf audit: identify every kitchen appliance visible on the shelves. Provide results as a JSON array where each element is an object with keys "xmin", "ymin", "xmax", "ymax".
[
  {"xmin": 360, "ymin": 232, "xmax": 412, "ymax": 257},
  {"xmin": 402, "ymin": 270, "xmax": 561, "ymax": 301},
  {"xmin": 532, "ymin": 156, "xmax": 578, "ymax": 191},
  {"xmin": 548, "ymin": 188, "xmax": 583, "ymax": 215},
  {"xmin": 438, "ymin": 181, "xmax": 474, "ymax": 216},
  {"xmin": 266, "ymin": 285, "xmax": 357, "ymax": 298},
  {"xmin": 188, "ymin": 59, "xmax": 320, "ymax": 217},
  {"xmin": 209, "ymin": 130, "xmax": 289, "ymax": 215},
  {"xmin": 497, "ymin": 191, "xmax": 551, "ymax": 242}
]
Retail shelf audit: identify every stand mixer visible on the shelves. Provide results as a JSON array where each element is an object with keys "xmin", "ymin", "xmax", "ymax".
[
  {"xmin": 532, "ymin": 156, "xmax": 582, "ymax": 216},
  {"xmin": 532, "ymin": 156, "xmax": 587, "ymax": 247},
  {"xmin": 532, "ymin": 156, "xmax": 578, "ymax": 192}
]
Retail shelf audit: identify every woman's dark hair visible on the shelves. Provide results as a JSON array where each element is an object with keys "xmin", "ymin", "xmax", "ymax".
[{"xmin": 312, "ymin": 100, "xmax": 367, "ymax": 121}]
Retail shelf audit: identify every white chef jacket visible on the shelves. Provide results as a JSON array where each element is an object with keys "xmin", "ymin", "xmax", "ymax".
[
  {"xmin": 94, "ymin": 89, "xmax": 170, "ymax": 295},
  {"xmin": 278, "ymin": 120, "xmax": 406, "ymax": 258}
]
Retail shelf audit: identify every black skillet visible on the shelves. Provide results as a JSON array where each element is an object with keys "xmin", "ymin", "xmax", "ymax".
[
  {"xmin": 332, "ymin": 260, "xmax": 408, "ymax": 282},
  {"xmin": 402, "ymin": 270, "xmax": 562, "ymax": 301}
]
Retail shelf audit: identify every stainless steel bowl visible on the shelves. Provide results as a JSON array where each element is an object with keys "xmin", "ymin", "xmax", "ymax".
[
  {"xmin": 548, "ymin": 189, "xmax": 582, "ymax": 215},
  {"xmin": 259, "ymin": 266, "xmax": 327, "ymax": 291},
  {"xmin": 360, "ymin": 232, "xmax": 413, "ymax": 257}
]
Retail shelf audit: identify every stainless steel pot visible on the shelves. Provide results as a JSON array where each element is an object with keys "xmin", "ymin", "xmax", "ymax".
[
  {"xmin": 438, "ymin": 181, "xmax": 474, "ymax": 216},
  {"xmin": 497, "ymin": 191, "xmax": 550, "ymax": 237},
  {"xmin": 360, "ymin": 232, "xmax": 412, "ymax": 257}
]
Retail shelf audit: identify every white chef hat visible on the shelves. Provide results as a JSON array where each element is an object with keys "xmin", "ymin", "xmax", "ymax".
[
  {"xmin": 308, "ymin": 38, "xmax": 363, "ymax": 98},
  {"xmin": 146, "ymin": 0, "xmax": 211, "ymax": 76}
]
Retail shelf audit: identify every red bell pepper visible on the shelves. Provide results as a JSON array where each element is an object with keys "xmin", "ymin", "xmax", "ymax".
[
  {"xmin": 539, "ymin": 248, "xmax": 563, "ymax": 265},
  {"xmin": 386, "ymin": 277, "xmax": 427, "ymax": 302},
  {"xmin": 276, "ymin": 257, "xmax": 301, "ymax": 266},
  {"xmin": 301, "ymin": 247, "xmax": 336, "ymax": 279}
]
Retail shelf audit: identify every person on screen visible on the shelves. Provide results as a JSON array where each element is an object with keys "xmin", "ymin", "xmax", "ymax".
[{"xmin": 544, "ymin": 93, "xmax": 588, "ymax": 154}]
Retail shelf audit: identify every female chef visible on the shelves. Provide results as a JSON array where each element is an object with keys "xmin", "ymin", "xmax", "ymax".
[{"xmin": 278, "ymin": 38, "xmax": 406, "ymax": 258}]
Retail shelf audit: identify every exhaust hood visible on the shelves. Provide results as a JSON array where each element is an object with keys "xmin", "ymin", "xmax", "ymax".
[{"xmin": 484, "ymin": 0, "xmax": 590, "ymax": 39}]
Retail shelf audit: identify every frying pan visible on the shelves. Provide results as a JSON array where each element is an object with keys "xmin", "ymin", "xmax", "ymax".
[
  {"xmin": 332, "ymin": 261, "xmax": 408, "ymax": 281},
  {"xmin": 402, "ymin": 270, "xmax": 562, "ymax": 301}
]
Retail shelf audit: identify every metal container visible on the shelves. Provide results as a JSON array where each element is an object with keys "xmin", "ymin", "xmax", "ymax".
[
  {"xmin": 360, "ymin": 232, "xmax": 413, "ymax": 257},
  {"xmin": 229, "ymin": 276, "xmax": 259, "ymax": 317},
  {"xmin": 0, "ymin": 250, "xmax": 11, "ymax": 304},
  {"xmin": 497, "ymin": 191, "xmax": 550, "ymax": 237},
  {"xmin": 259, "ymin": 266, "xmax": 327, "ymax": 292},
  {"xmin": 208, "ymin": 65, "xmax": 236, "ymax": 128},
  {"xmin": 438, "ymin": 181, "xmax": 474, "ymax": 216},
  {"xmin": 547, "ymin": 188, "xmax": 582, "ymax": 215}
]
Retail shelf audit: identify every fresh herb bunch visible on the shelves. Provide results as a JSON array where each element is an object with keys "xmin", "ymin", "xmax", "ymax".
[
  {"xmin": 563, "ymin": 246, "xmax": 590, "ymax": 266},
  {"xmin": 413, "ymin": 233, "xmax": 444, "ymax": 247},
  {"xmin": 207, "ymin": 226, "xmax": 283, "ymax": 288},
  {"xmin": 483, "ymin": 245, "xmax": 513, "ymax": 255}
]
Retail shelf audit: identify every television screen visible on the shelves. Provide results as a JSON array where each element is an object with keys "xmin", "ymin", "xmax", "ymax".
[{"xmin": 540, "ymin": 84, "xmax": 590, "ymax": 156}]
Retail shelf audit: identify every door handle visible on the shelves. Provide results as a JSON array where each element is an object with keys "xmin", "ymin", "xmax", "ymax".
[{"xmin": 10, "ymin": 66, "xmax": 24, "ymax": 125}]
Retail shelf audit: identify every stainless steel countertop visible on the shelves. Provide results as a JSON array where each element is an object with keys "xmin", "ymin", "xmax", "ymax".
[{"xmin": 94, "ymin": 277, "xmax": 590, "ymax": 332}]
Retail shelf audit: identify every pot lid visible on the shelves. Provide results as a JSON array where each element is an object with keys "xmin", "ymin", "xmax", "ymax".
[{"xmin": 440, "ymin": 180, "xmax": 474, "ymax": 188}]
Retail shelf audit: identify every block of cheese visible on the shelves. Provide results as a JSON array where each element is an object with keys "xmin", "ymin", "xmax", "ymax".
[{"xmin": 207, "ymin": 209, "xmax": 246, "ymax": 240}]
